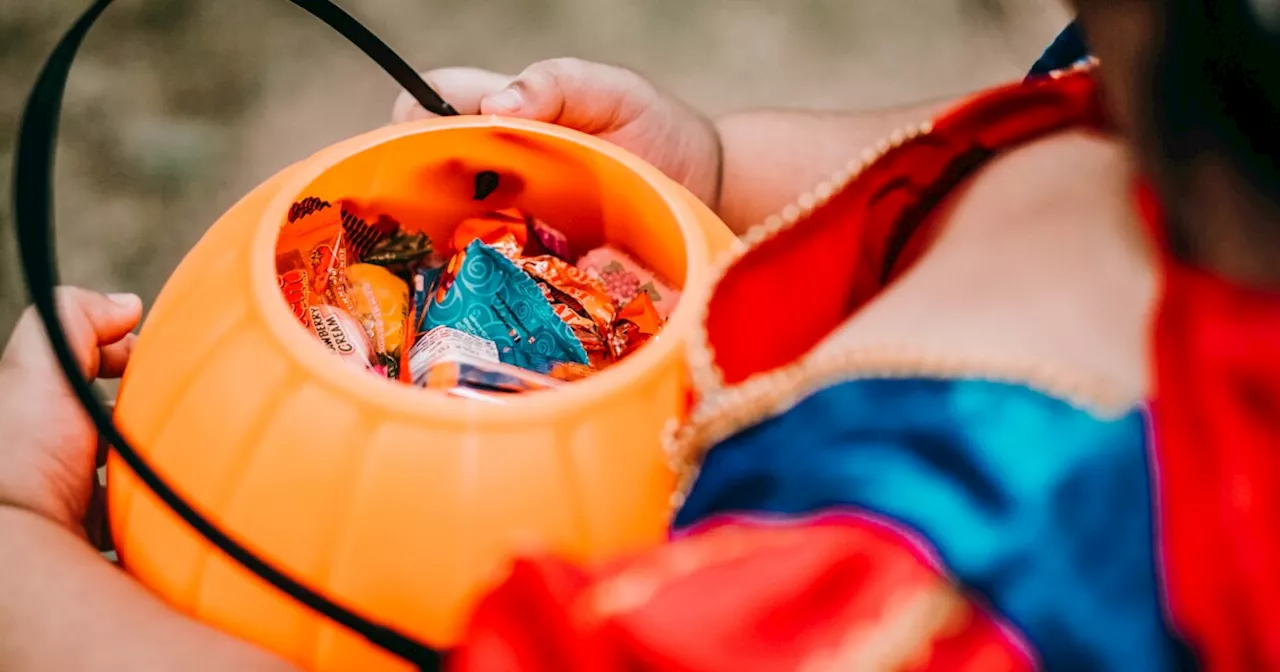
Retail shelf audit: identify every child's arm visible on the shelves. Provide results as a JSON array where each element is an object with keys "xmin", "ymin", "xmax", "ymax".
[
  {"xmin": 0, "ymin": 289, "xmax": 295, "ymax": 671},
  {"xmin": 0, "ymin": 506, "xmax": 297, "ymax": 671},
  {"xmin": 393, "ymin": 60, "xmax": 954, "ymax": 234},
  {"xmin": 713, "ymin": 102, "xmax": 951, "ymax": 230}
]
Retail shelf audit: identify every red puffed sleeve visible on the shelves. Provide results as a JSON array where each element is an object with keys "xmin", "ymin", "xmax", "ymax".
[{"xmin": 450, "ymin": 516, "xmax": 1033, "ymax": 672}]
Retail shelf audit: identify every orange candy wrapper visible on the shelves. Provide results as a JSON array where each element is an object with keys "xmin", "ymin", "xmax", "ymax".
[
  {"xmin": 451, "ymin": 209, "xmax": 528, "ymax": 259},
  {"xmin": 277, "ymin": 196, "xmax": 359, "ymax": 317},
  {"xmin": 277, "ymin": 197, "xmax": 387, "ymax": 374},
  {"xmin": 453, "ymin": 207, "xmax": 574, "ymax": 261},
  {"xmin": 517, "ymin": 255, "xmax": 618, "ymax": 365},
  {"xmin": 611, "ymin": 292, "xmax": 663, "ymax": 359}
]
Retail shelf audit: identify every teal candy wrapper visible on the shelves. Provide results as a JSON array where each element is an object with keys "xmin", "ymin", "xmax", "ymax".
[{"xmin": 422, "ymin": 240, "xmax": 589, "ymax": 370}]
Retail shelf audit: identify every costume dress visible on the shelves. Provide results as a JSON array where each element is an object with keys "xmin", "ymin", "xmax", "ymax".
[{"xmin": 451, "ymin": 63, "xmax": 1212, "ymax": 671}]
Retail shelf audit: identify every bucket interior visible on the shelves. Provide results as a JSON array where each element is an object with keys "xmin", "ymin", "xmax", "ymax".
[
  {"xmin": 277, "ymin": 124, "xmax": 689, "ymax": 288},
  {"xmin": 267, "ymin": 121, "xmax": 693, "ymax": 396}
]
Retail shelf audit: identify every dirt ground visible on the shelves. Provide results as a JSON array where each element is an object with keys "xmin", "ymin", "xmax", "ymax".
[{"xmin": 0, "ymin": 0, "xmax": 1068, "ymax": 337}]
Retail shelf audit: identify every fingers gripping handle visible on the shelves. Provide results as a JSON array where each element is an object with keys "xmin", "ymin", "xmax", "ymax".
[{"xmin": 12, "ymin": 0, "xmax": 455, "ymax": 668}]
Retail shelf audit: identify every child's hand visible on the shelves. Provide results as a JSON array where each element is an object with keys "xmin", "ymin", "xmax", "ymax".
[
  {"xmin": 0, "ymin": 288, "xmax": 142, "ymax": 538},
  {"xmin": 392, "ymin": 59, "xmax": 723, "ymax": 208}
]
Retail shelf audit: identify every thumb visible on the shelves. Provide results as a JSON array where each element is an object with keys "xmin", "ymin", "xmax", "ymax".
[
  {"xmin": 392, "ymin": 67, "xmax": 513, "ymax": 122},
  {"xmin": 1, "ymin": 288, "xmax": 142, "ymax": 379},
  {"xmin": 58, "ymin": 288, "xmax": 142, "ymax": 350},
  {"xmin": 479, "ymin": 58, "xmax": 657, "ymax": 135}
]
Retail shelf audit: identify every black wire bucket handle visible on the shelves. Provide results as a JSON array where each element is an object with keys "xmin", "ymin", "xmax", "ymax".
[{"xmin": 13, "ymin": 1, "xmax": 458, "ymax": 668}]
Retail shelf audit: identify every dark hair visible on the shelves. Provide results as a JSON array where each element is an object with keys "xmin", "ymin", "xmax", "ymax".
[{"xmin": 1151, "ymin": 0, "xmax": 1280, "ymax": 202}]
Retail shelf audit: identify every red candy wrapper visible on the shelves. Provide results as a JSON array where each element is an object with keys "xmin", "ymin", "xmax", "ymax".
[
  {"xmin": 577, "ymin": 245, "xmax": 681, "ymax": 320},
  {"xmin": 276, "ymin": 249, "xmax": 312, "ymax": 324}
]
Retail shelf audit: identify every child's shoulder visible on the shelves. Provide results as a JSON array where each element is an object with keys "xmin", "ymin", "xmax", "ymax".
[{"xmin": 666, "ymin": 70, "xmax": 1178, "ymax": 670}]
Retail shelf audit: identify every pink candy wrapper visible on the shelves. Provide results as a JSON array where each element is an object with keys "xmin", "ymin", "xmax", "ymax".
[{"xmin": 576, "ymin": 246, "xmax": 680, "ymax": 320}]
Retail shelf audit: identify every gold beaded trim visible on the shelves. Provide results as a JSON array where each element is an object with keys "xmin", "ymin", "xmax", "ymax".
[{"xmin": 668, "ymin": 344, "xmax": 1138, "ymax": 509}]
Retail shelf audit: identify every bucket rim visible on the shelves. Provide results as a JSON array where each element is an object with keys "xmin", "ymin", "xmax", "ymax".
[{"xmin": 250, "ymin": 114, "xmax": 715, "ymax": 425}]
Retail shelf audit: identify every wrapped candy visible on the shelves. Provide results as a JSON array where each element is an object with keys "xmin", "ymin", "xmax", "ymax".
[
  {"xmin": 409, "ymin": 265, "xmax": 445, "ymax": 337},
  {"xmin": 306, "ymin": 304, "xmax": 377, "ymax": 372},
  {"xmin": 516, "ymin": 255, "xmax": 617, "ymax": 366},
  {"xmin": 276, "ymin": 249, "xmax": 313, "ymax": 324},
  {"xmin": 451, "ymin": 208, "xmax": 527, "ymax": 258},
  {"xmin": 611, "ymin": 292, "xmax": 663, "ymax": 359},
  {"xmin": 277, "ymin": 195, "xmax": 359, "ymax": 317},
  {"xmin": 420, "ymin": 240, "xmax": 590, "ymax": 373},
  {"xmin": 279, "ymin": 197, "xmax": 667, "ymax": 390},
  {"xmin": 526, "ymin": 215, "xmax": 573, "ymax": 261},
  {"xmin": 452, "ymin": 210, "xmax": 615, "ymax": 364},
  {"xmin": 407, "ymin": 326, "xmax": 564, "ymax": 395},
  {"xmin": 363, "ymin": 224, "xmax": 434, "ymax": 277},
  {"xmin": 347, "ymin": 263, "xmax": 410, "ymax": 379},
  {"xmin": 453, "ymin": 208, "xmax": 573, "ymax": 261},
  {"xmin": 338, "ymin": 202, "xmax": 399, "ymax": 260},
  {"xmin": 277, "ymin": 197, "xmax": 398, "ymax": 376},
  {"xmin": 577, "ymin": 245, "xmax": 681, "ymax": 320}
]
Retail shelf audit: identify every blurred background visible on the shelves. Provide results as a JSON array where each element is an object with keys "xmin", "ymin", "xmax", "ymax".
[{"xmin": 0, "ymin": 0, "xmax": 1068, "ymax": 338}]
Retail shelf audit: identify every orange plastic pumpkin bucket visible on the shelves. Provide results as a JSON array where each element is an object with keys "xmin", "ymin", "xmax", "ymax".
[
  {"xmin": 104, "ymin": 114, "xmax": 733, "ymax": 669},
  {"xmin": 13, "ymin": 3, "xmax": 734, "ymax": 670}
]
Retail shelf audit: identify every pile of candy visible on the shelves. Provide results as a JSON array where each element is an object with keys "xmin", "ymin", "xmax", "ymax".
[{"xmin": 276, "ymin": 197, "xmax": 678, "ymax": 400}]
